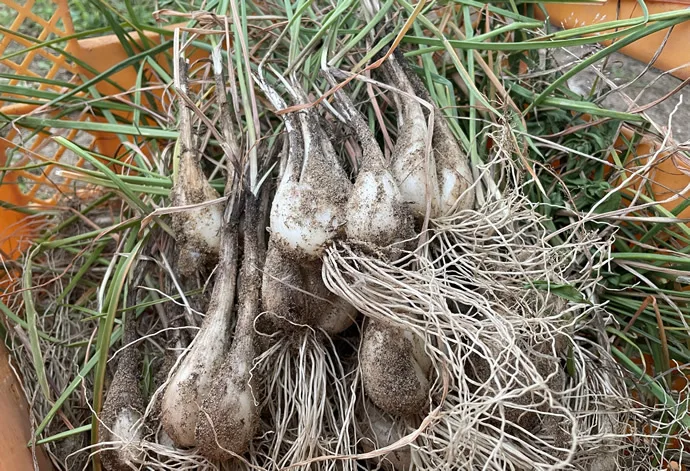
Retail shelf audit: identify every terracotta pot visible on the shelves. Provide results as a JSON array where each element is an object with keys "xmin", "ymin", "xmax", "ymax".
[
  {"xmin": 537, "ymin": 0, "xmax": 690, "ymax": 80},
  {"xmin": 0, "ymin": 342, "xmax": 53, "ymax": 470}
]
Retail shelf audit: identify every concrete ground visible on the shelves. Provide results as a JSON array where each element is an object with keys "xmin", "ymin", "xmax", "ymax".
[{"xmin": 551, "ymin": 46, "xmax": 689, "ymax": 143}]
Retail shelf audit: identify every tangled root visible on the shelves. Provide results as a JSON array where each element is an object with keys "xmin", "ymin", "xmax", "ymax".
[
  {"xmin": 321, "ymin": 153, "xmax": 633, "ymax": 470},
  {"xmin": 249, "ymin": 329, "xmax": 359, "ymax": 471}
]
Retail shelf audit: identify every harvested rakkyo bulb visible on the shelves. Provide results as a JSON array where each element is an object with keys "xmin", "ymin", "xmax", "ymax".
[
  {"xmin": 259, "ymin": 78, "xmax": 356, "ymax": 334},
  {"xmin": 161, "ymin": 63, "xmax": 242, "ymax": 446},
  {"xmin": 360, "ymin": 319, "xmax": 432, "ymax": 417},
  {"xmin": 325, "ymin": 73, "xmax": 413, "ymax": 248},
  {"xmin": 429, "ymin": 103, "xmax": 474, "ymax": 215},
  {"xmin": 266, "ymin": 80, "xmax": 352, "ymax": 260},
  {"xmin": 99, "ymin": 312, "xmax": 145, "ymax": 471},
  {"xmin": 170, "ymin": 141, "xmax": 223, "ymax": 277},
  {"xmin": 170, "ymin": 59, "xmax": 223, "ymax": 276},
  {"xmin": 260, "ymin": 238, "xmax": 308, "ymax": 333},
  {"xmin": 261, "ymin": 245, "xmax": 357, "ymax": 335},
  {"xmin": 398, "ymin": 53, "xmax": 475, "ymax": 214},
  {"xmin": 257, "ymin": 131, "xmax": 306, "ymax": 333},
  {"xmin": 381, "ymin": 53, "xmax": 441, "ymax": 220},
  {"xmin": 254, "ymin": 76, "xmax": 361, "ymax": 468},
  {"xmin": 302, "ymin": 260, "xmax": 358, "ymax": 335},
  {"xmin": 160, "ymin": 209, "xmax": 240, "ymax": 447},
  {"xmin": 196, "ymin": 193, "xmax": 265, "ymax": 460}
]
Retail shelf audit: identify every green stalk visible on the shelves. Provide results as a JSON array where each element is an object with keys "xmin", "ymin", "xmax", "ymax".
[
  {"xmin": 90, "ymin": 231, "xmax": 145, "ymax": 468},
  {"xmin": 22, "ymin": 247, "xmax": 51, "ymax": 401}
]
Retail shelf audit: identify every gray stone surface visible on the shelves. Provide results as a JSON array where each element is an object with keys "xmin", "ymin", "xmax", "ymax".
[{"xmin": 551, "ymin": 46, "xmax": 689, "ymax": 143}]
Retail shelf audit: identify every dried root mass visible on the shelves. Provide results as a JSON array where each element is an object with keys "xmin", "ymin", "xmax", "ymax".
[{"xmin": 322, "ymin": 152, "xmax": 634, "ymax": 470}]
